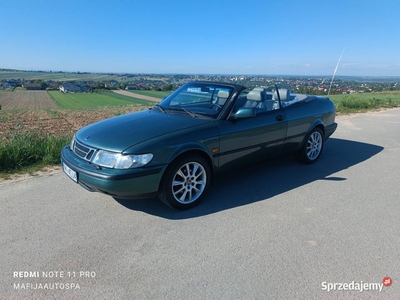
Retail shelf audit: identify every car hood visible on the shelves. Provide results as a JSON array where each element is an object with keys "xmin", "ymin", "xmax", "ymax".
[{"xmin": 75, "ymin": 109, "xmax": 211, "ymax": 152}]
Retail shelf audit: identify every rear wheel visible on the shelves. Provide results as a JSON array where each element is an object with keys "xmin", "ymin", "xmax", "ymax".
[
  {"xmin": 158, "ymin": 154, "xmax": 210, "ymax": 209},
  {"xmin": 297, "ymin": 127, "xmax": 324, "ymax": 164}
]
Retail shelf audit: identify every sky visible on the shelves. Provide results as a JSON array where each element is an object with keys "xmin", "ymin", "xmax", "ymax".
[{"xmin": 1, "ymin": 0, "xmax": 399, "ymax": 77}]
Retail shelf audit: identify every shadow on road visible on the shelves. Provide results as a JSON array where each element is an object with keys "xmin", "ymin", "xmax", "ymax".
[{"xmin": 114, "ymin": 138, "xmax": 383, "ymax": 219}]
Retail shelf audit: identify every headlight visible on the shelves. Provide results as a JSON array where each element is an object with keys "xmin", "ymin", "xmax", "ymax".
[{"xmin": 92, "ymin": 150, "xmax": 153, "ymax": 169}]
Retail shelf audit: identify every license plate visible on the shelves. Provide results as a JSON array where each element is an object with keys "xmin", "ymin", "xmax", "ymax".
[{"xmin": 63, "ymin": 162, "xmax": 78, "ymax": 183}]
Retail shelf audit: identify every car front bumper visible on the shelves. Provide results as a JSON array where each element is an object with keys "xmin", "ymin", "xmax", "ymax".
[{"xmin": 61, "ymin": 146, "xmax": 167, "ymax": 199}]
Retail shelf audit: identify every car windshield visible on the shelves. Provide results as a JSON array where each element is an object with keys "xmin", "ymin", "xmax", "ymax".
[{"xmin": 157, "ymin": 82, "xmax": 234, "ymax": 118}]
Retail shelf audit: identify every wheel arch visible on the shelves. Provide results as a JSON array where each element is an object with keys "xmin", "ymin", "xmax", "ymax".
[
  {"xmin": 299, "ymin": 121, "xmax": 325, "ymax": 150},
  {"xmin": 160, "ymin": 145, "xmax": 215, "ymax": 187}
]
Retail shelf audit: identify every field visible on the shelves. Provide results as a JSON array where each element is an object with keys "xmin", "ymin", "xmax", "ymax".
[
  {"xmin": 0, "ymin": 106, "xmax": 151, "ymax": 139},
  {"xmin": 48, "ymin": 91, "xmax": 155, "ymax": 108},
  {"xmin": 0, "ymin": 70, "xmax": 128, "ymax": 82},
  {"xmin": 127, "ymin": 90, "xmax": 172, "ymax": 98},
  {"xmin": 0, "ymin": 91, "xmax": 58, "ymax": 109},
  {"xmin": 0, "ymin": 90, "xmax": 157, "ymax": 139},
  {"xmin": 330, "ymin": 91, "xmax": 400, "ymax": 113}
]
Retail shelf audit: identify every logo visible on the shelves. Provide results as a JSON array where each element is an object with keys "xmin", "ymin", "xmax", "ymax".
[{"xmin": 383, "ymin": 277, "xmax": 392, "ymax": 287}]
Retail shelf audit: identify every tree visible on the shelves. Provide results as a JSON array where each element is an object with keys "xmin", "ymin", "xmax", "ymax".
[{"xmin": 162, "ymin": 84, "xmax": 173, "ymax": 91}]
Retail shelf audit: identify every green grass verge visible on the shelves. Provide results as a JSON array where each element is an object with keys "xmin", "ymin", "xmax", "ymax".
[
  {"xmin": 330, "ymin": 91, "xmax": 400, "ymax": 114},
  {"xmin": 0, "ymin": 128, "xmax": 71, "ymax": 176},
  {"xmin": 48, "ymin": 91, "xmax": 155, "ymax": 109}
]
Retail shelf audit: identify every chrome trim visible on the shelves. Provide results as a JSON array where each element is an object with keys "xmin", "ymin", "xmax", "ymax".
[{"xmin": 72, "ymin": 138, "xmax": 97, "ymax": 162}]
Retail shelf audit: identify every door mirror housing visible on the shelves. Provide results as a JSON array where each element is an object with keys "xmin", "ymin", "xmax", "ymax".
[{"xmin": 232, "ymin": 108, "xmax": 256, "ymax": 119}]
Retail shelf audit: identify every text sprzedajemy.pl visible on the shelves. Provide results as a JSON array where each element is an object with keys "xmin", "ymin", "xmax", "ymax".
[{"xmin": 321, "ymin": 281, "xmax": 384, "ymax": 293}]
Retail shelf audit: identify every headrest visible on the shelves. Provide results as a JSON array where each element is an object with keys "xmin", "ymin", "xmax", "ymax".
[
  {"xmin": 274, "ymin": 89, "xmax": 290, "ymax": 101},
  {"xmin": 247, "ymin": 90, "xmax": 262, "ymax": 101},
  {"xmin": 218, "ymin": 90, "xmax": 229, "ymax": 98}
]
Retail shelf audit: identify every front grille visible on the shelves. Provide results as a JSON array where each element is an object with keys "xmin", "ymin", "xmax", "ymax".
[{"xmin": 72, "ymin": 139, "xmax": 97, "ymax": 162}]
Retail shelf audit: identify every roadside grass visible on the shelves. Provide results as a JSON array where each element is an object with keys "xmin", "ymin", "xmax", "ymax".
[
  {"xmin": 330, "ymin": 91, "xmax": 400, "ymax": 114},
  {"xmin": 0, "ymin": 127, "xmax": 71, "ymax": 178},
  {"xmin": 48, "ymin": 91, "xmax": 155, "ymax": 109}
]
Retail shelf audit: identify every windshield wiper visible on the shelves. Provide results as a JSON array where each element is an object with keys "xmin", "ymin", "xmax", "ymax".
[
  {"xmin": 154, "ymin": 104, "xmax": 166, "ymax": 113},
  {"xmin": 167, "ymin": 107, "xmax": 198, "ymax": 118},
  {"xmin": 181, "ymin": 108, "xmax": 197, "ymax": 118}
]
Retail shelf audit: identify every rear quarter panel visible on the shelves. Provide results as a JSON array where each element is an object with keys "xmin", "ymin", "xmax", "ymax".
[{"xmin": 280, "ymin": 97, "xmax": 336, "ymax": 153}]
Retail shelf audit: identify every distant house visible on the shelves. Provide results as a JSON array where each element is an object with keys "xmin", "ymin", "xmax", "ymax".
[
  {"xmin": 105, "ymin": 80, "xmax": 118, "ymax": 88},
  {"xmin": 59, "ymin": 82, "xmax": 88, "ymax": 93},
  {"xmin": 2, "ymin": 80, "xmax": 18, "ymax": 89},
  {"xmin": 2, "ymin": 82, "xmax": 14, "ymax": 89},
  {"xmin": 23, "ymin": 83, "xmax": 42, "ymax": 90},
  {"xmin": 46, "ymin": 81, "xmax": 58, "ymax": 90}
]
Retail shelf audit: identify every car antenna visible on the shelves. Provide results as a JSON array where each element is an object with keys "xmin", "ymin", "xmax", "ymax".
[{"xmin": 327, "ymin": 47, "xmax": 346, "ymax": 96}]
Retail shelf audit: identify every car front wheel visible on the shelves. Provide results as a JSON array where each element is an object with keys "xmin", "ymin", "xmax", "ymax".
[
  {"xmin": 297, "ymin": 127, "xmax": 324, "ymax": 164},
  {"xmin": 158, "ymin": 154, "xmax": 211, "ymax": 209}
]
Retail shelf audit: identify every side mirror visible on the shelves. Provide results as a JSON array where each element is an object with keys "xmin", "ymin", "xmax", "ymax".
[{"xmin": 232, "ymin": 108, "xmax": 256, "ymax": 119}]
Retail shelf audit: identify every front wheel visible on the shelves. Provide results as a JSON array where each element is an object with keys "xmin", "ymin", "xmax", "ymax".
[
  {"xmin": 158, "ymin": 155, "xmax": 211, "ymax": 209},
  {"xmin": 297, "ymin": 127, "xmax": 324, "ymax": 164}
]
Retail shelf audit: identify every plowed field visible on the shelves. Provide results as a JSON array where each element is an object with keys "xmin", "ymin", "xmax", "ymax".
[
  {"xmin": 0, "ymin": 91, "xmax": 58, "ymax": 109},
  {"xmin": 0, "ymin": 106, "xmax": 150, "ymax": 139}
]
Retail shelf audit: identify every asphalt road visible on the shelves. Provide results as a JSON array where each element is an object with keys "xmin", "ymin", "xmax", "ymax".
[{"xmin": 1, "ymin": 109, "xmax": 400, "ymax": 300}]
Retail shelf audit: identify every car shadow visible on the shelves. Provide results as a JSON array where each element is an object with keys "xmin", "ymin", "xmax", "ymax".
[{"xmin": 114, "ymin": 138, "xmax": 383, "ymax": 219}]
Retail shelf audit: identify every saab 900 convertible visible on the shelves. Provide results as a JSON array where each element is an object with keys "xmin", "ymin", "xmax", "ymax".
[{"xmin": 61, "ymin": 81, "xmax": 337, "ymax": 209}]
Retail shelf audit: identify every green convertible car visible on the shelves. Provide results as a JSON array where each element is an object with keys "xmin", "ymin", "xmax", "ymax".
[{"xmin": 61, "ymin": 81, "xmax": 337, "ymax": 209}]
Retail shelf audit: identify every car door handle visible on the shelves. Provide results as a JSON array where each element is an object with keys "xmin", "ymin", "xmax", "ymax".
[{"xmin": 276, "ymin": 115, "xmax": 285, "ymax": 121}]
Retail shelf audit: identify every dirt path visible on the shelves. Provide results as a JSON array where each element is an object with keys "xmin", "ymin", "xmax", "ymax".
[{"xmin": 112, "ymin": 90, "xmax": 161, "ymax": 102}]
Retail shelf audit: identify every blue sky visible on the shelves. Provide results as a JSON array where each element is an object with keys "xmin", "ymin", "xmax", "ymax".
[{"xmin": 1, "ymin": 0, "xmax": 399, "ymax": 76}]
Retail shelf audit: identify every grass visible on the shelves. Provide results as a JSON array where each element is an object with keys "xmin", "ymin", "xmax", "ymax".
[
  {"xmin": 48, "ymin": 91, "xmax": 155, "ymax": 109},
  {"xmin": 330, "ymin": 91, "xmax": 400, "ymax": 114},
  {"xmin": 0, "ymin": 127, "xmax": 71, "ymax": 177}
]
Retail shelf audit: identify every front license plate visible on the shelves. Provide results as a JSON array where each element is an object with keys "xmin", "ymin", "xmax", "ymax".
[{"xmin": 63, "ymin": 162, "xmax": 78, "ymax": 183}]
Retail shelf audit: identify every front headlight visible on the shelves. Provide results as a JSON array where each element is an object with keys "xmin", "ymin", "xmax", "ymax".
[{"xmin": 92, "ymin": 150, "xmax": 153, "ymax": 169}]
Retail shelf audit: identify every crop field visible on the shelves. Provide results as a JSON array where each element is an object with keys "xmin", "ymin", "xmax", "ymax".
[
  {"xmin": 128, "ymin": 90, "xmax": 172, "ymax": 98},
  {"xmin": 48, "ymin": 91, "xmax": 155, "ymax": 109},
  {"xmin": 0, "ymin": 91, "xmax": 58, "ymax": 109},
  {"xmin": 0, "ymin": 90, "xmax": 155, "ymax": 140},
  {"xmin": 0, "ymin": 106, "xmax": 150, "ymax": 139},
  {"xmin": 0, "ymin": 70, "xmax": 127, "ymax": 82}
]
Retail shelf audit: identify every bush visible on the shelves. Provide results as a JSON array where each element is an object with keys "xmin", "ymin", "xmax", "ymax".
[{"xmin": 0, "ymin": 129, "xmax": 71, "ymax": 172}]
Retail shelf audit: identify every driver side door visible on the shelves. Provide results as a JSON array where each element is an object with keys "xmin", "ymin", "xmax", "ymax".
[{"xmin": 217, "ymin": 108, "xmax": 288, "ymax": 172}]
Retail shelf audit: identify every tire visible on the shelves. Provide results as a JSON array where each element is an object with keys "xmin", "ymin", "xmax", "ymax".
[
  {"xmin": 158, "ymin": 154, "xmax": 211, "ymax": 209},
  {"xmin": 297, "ymin": 127, "xmax": 324, "ymax": 164}
]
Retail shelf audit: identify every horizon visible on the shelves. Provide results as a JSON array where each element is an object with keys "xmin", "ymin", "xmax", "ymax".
[
  {"xmin": 2, "ymin": 68, "xmax": 400, "ymax": 80},
  {"xmin": 1, "ymin": 0, "xmax": 399, "ymax": 78}
]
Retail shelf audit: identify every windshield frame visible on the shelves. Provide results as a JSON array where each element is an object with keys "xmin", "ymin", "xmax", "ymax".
[{"xmin": 158, "ymin": 81, "xmax": 238, "ymax": 119}]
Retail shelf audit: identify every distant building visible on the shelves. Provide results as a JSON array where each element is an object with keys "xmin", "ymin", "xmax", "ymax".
[
  {"xmin": 23, "ymin": 83, "xmax": 42, "ymax": 90},
  {"xmin": 2, "ymin": 82, "xmax": 14, "ymax": 89},
  {"xmin": 59, "ymin": 82, "xmax": 88, "ymax": 93},
  {"xmin": 2, "ymin": 80, "xmax": 18, "ymax": 89}
]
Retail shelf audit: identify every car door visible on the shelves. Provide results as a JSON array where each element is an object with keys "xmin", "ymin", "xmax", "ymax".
[{"xmin": 217, "ymin": 109, "xmax": 288, "ymax": 172}]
